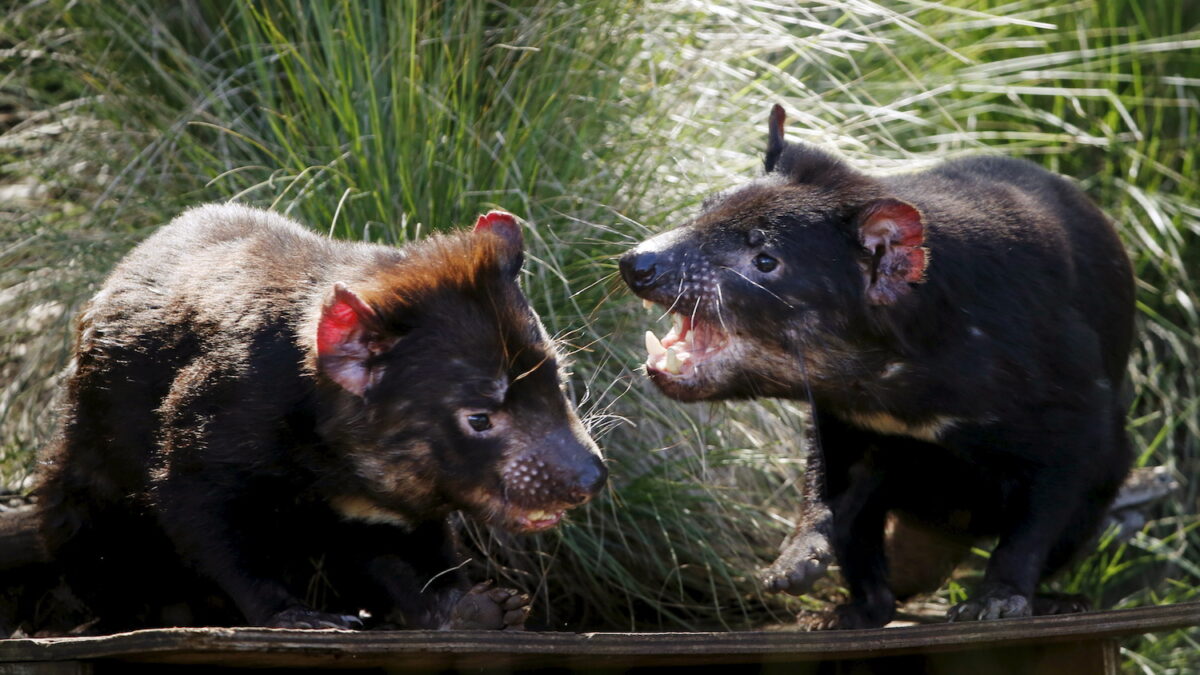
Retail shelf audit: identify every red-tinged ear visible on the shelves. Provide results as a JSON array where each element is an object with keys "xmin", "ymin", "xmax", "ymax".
[
  {"xmin": 765, "ymin": 103, "xmax": 787, "ymax": 173},
  {"xmin": 473, "ymin": 210, "xmax": 524, "ymax": 276},
  {"xmin": 474, "ymin": 210, "xmax": 522, "ymax": 247},
  {"xmin": 857, "ymin": 199, "xmax": 928, "ymax": 306},
  {"xmin": 316, "ymin": 283, "xmax": 395, "ymax": 396}
]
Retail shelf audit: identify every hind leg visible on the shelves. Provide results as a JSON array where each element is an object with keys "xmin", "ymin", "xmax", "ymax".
[
  {"xmin": 947, "ymin": 407, "xmax": 1126, "ymax": 622},
  {"xmin": 1027, "ymin": 463, "xmax": 1126, "ymax": 617},
  {"xmin": 1022, "ymin": 517, "xmax": 1106, "ymax": 617},
  {"xmin": 1034, "ymin": 416, "xmax": 1129, "ymax": 617},
  {"xmin": 37, "ymin": 356, "xmax": 179, "ymax": 631}
]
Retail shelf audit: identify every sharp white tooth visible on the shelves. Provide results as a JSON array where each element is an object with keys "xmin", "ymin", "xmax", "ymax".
[
  {"xmin": 528, "ymin": 510, "xmax": 547, "ymax": 520},
  {"xmin": 672, "ymin": 313, "xmax": 683, "ymax": 334},
  {"xmin": 665, "ymin": 347, "xmax": 681, "ymax": 374},
  {"xmin": 645, "ymin": 331, "xmax": 666, "ymax": 358},
  {"xmin": 643, "ymin": 298, "xmax": 654, "ymax": 311}
]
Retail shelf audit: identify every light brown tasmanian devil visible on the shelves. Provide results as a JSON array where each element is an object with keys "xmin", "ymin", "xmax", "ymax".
[{"xmin": 621, "ymin": 105, "xmax": 1134, "ymax": 628}]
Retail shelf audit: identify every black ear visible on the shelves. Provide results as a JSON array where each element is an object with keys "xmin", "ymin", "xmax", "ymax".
[{"xmin": 764, "ymin": 104, "xmax": 787, "ymax": 174}]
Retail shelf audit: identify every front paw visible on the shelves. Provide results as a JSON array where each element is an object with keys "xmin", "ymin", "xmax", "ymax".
[
  {"xmin": 947, "ymin": 588, "xmax": 1031, "ymax": 622},
  {"xmin": 760, "ymin": 529, "xmax": 833, "ymax": 595},
  {"xmin": 798, "ymin": 602, "xmax": 892, "ymax": 630},
  {"xmin": 447, "ymin": 580, "xmax": 530, "ymax": 630},
  {"xmin": 266, "ymin": 607, "xmax": 363, "ymax": 630}
]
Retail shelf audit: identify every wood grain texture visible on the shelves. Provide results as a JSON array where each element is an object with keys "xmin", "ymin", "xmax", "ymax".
[{"xmin": 0, "ymin": 602, "xmax": 1193, "ymax": 671}]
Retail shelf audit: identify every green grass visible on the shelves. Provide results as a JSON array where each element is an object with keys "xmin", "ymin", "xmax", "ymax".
[{"xmin": 2, "ymin": 0, "xmax": 1198, "ymax": 668}]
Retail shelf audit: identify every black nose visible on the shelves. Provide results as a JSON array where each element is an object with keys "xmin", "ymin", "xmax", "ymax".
[
  {"xmin": 619, "ymin": 250, "xmax": 658, "ymax": 291},
  {"xmin": 567, "ymin": 456, "xmax": 608, "ymax": 505}
]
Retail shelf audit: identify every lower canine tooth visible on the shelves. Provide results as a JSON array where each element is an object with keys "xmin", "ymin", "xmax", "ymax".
[
  {"xmin": 643, "ymin": 299, "xmax": 654, "ymax": 311},
  {"xmin": 665, "ymin": 347, "xmax": 681, "ymax": 374},
  {"xmin": 646, "ymin": 331, "xmax": 666, "ymax": 358}
]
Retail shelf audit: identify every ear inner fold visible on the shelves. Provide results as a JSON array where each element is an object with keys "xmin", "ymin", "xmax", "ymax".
[
  {"xmin": 317, "ymin": 283, "xmax": 386, "ymax": 396},
  {"xmin": 858, "ymin": 199, "xmax": 928, "ymax": 305}
]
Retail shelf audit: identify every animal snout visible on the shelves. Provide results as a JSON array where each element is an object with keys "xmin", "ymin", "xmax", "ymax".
[
  {"xmin": 619, "ymin": 250, "xmax": 659, "ymax": 291},
  {"xmin": 566, "ymin": 455, "xmax": 608, "ymax": 505}
]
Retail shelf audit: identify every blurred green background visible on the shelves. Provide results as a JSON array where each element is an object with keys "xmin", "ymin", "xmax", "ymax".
[{"xmin": 2, "ymin": 0, "xmax": 1197, "ymax": 669}]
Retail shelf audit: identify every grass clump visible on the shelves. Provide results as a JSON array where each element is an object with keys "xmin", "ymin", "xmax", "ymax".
[{"xmin": 2, "ymin": 0, "xmax": 1198, "ymax": 666}]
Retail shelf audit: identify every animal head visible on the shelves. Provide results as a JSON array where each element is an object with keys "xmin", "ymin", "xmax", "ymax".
[
  {"xmin": 619, "ymin": 105, "xmax": 928, "ymax": 401},
  {"xmin": 316, "ymin": 212, "xmax": 606, "ymax": 533}
]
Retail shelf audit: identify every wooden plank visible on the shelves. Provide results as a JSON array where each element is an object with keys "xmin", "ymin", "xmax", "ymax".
[
  {"xmin": 0, "ymin": 664, "xmax": 91, "ymax": 675},
  {"xmin": 0, "ymin": 602, "xmax": 1192, "ymax": 671},
  {"xmin": 781, "ymin": 640, "xmax": 1121, "ymax": 675},
  {"xmin": 919, "ymin": 639, "xmax": 1120, "ymax": 675}
]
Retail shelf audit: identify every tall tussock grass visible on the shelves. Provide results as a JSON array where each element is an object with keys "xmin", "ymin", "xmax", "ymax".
[{"xmin": 2, "ymin": 0, "xmax": 1197, "ymax": 665}]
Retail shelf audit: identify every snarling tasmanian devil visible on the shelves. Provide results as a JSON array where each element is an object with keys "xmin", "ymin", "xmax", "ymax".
[
  {"xmin": 619, "ymin": 105, "xmax": 1134, "ymax": 628},
  {"xmin": 37, "ymin": 204, "xmax": 606, "ymax": 632}
]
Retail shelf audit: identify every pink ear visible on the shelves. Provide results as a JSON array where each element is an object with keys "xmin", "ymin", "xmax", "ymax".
[
  {"xmin": 857, "ymin": 199, "xmax": 928, "ymax": 305},
  {"xmin": 317, "ymin": 283, "xmax": 388, "ymax": 396},
  {"xmin": 473, "ymin": 210, "xmax": 523, "ymax": 249}
]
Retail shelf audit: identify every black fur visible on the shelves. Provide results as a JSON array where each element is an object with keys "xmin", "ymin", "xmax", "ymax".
[
  {"xmin": 37, "ymin": 204, "xmax": 605, "ymax": 632},
  {"xmin": 620, "ymin": 106, "xmax": 1133, "ymax": 628}
]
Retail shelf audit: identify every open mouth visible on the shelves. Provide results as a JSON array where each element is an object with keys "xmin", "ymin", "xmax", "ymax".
[
  {"xmin": 512, "ymin": 508, "xmax": 565, "ymax": 532},
  {"xmin": 642, "ymin": 299, "xmax": 729, "ymax": 377},
  {"xmin": 483, "ymin": 500, "xmax": 569, "ymax": 534}
]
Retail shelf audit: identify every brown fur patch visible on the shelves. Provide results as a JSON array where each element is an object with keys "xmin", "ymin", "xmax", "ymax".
[{"xmin": 362, "ymin": 233, "xmax": 512, "ymax": 313}]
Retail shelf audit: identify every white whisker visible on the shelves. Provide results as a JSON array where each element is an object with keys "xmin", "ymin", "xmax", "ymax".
[
  {"xmin": 714, "ymin": 282, "xmax": 729, "ymax": 334},
  {"xmin": 661, "ymin": 276, "xmax": 687, "ymax": 318},
  {"xmin": 723, "ymin": 267, "xmax": 794, "ymax": 308}
]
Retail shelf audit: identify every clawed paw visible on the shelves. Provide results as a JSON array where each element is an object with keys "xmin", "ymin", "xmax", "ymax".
[
  {"xmin": 760, "ymin": 530, "xmax": 833, "ymax": 596},
  {"xmin": 1032, "ymin": 593, "xmax": 1090, "ymax": 616},
  {"xmin": 947, "ymin": 591, "xmax": 1031, "ymax": 622},
  {"xmin": 448, "ymin": 580, "xmax": 531, "ymax": 630},
  {"xmin": 797, "ymin": 603, "xmax": 891, "ymax": 631},
  {"xmin": 266, "ymin": 607, "xmax": 363, "ymax": 630}
]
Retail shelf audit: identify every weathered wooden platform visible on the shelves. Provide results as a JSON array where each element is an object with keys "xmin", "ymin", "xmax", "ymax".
[{"xmin": 0, "ymin": 602, "xmax": 1195, "ymax": 674}]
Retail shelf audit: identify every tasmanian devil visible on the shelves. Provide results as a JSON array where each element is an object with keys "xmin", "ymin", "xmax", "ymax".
[
  {"xmin": 36, "ymin": 204, "xmax": 607, "ymax": 632},
  {"xmin": 619, "ymin": 105, "xmax": 1134, "ymax": 628}
]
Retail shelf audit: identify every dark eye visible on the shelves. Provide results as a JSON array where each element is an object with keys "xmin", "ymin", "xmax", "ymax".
[
  {"xmin": 466, "ymin": 413, "xmax": 492, "ymax": 432},
  {"xmin": 753, "ymin": 253, "xmax": 778, "ymax": 273}
]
